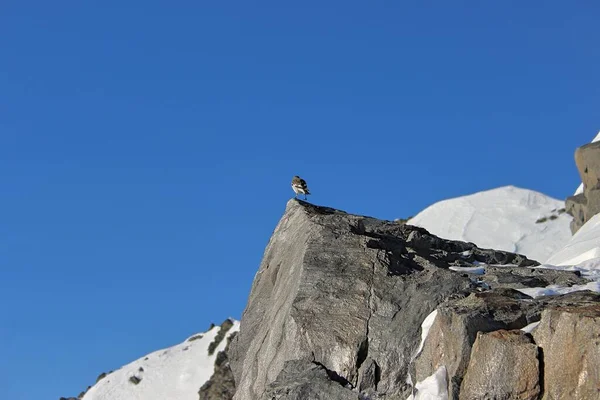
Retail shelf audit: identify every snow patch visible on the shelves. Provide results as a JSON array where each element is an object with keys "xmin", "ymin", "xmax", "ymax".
[
  {"xmin": 521, "ymin": 321, "xmax": 540, "ymax": 333},
  {"xmin": 406, "ymin": 365, "xmax": 448, "ymax": 400},
  {"xmin": 415, "ymin": 310, "xmax": 438, "ymax": 357}
]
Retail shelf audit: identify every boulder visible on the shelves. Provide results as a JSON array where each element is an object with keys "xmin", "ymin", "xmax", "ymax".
[
  {"xmin": 533, "ymin": 302, "xmax": 600, "ymax": 399},
  {"xmin": 459, "ymin": 330, "xmax": 540, "ymax": 400},
  {"xmin": 413, "ymin": 290, "xmax": 537, "ymax": 399}
]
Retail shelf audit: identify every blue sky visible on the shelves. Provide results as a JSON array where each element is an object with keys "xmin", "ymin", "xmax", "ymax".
[{"xmin": 1, "ymin": 2, "xmax": 598, "ymax": 399}]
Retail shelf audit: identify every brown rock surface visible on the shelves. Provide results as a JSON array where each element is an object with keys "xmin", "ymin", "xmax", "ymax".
[
  {"xmin": 413, "ymin": 291, "xmax": 534, "ymax": 399},
  {"xmin": 533, "ymin": 304, "xmax": 600, "ymax": 400},
  {"xmin": 460, "ymin": 329, "xmax": 540, "ymax": 400}
]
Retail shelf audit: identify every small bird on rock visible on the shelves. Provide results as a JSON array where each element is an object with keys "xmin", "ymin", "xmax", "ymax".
[{"xmin": 291, "ymin": 175, "xmax": 310, "ymax": 200}]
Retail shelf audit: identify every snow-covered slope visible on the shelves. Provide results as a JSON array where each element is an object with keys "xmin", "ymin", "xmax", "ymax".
[
  {"xmin": 81, "ymin": 320, "xmax": 239, "ymax": 400},
  {"xmin": 574, "ymin": 130, "xmax": 600, "ymax": 195},
  {"xmin": 543, "ymin": 212, "xmax": 600, "ymax": 284},
  {"xmin": 513, "ymin": 213, "xmax": 600, "ymax": 298},
  {"xmin": 407, "ymin": 186, "xmax": 571, "ymax": 263}
]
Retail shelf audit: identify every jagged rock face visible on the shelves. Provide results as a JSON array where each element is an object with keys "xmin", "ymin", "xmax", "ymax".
[
  {"xmin": 533, "ymin": 304, "xmax": 600, "ymax": 399},
  {"xmin": 567, "ymin": 141, "xmax": 600, "ymax": 233},
  {"xmin": 459, "ymin": 330, "xmax": 540, "ymax": 400},
  {"xmin": 413, "ymin": 291, "xmax": 538, "ymax": 399},
  {"xmin": 229, "ymin": 200, "xmax": 542, "ymax": 400},
  {"xmin": 483, "ymin": 266, "xmax": 587, "ymax": 290}
]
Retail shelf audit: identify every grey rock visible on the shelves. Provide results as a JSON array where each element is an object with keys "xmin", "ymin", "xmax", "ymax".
[
  {"xmin": 259, "ymin": 360, "xmax": 360, "ymax": 400},
  {"xmin": 533, "ymin": 301, "xmax": 600, "ymax": 400},
  {"xmin": 356, "ymin": 357, "xmax": 379, "ymax": 393},
  {"xmin": 460, "ymin": 329, "xmax": 540, "ymax": 400},
  {"xmin": 229, "ymin": 200, "xmax": 541, "ymax": 400}
]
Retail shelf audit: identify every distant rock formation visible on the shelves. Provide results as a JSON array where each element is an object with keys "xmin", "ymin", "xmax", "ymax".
[
  {"xmin": 567, "ymin": 141, "xmax": 600, "ymax": 233},
  {"xmin": 198, "ymin": 331, "xmax": 238, "ymax": 400},
  {"xmin": 219, "ymin": 199, "xmax": 599, "ymax": 400}
]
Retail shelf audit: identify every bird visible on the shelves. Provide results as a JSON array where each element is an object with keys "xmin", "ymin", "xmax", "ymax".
[{"xmin": 291, "ymin": 175, "xmax": 310, "ymax": 200}]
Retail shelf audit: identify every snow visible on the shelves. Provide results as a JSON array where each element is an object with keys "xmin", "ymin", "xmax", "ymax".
[
  {"xmin": 407, "ymin": 186, "xmax": 571, "ymax": 263},
  {"xmin": 415, "ymin": 310, "xmax": 438, "ymax": 358},
  {"xmin": 521, "ymin": 321, "xmax": 540, "ymax": 333},
  {"xmin": 515, "ymin": 281, "xmax": 600, "ymax": 298},
  {"xmin": 406, "ymin": 366, "xmax": 448, "ymax": 400},
  {"xmin": 574, "ymin": 130, "xmax": 600, "ymax": 195},
  {"xmin": 546, "ymin": 212, "xmax": 600, "ymax": 267},
  {"xmin": 448, "ymin": 266, "xmax": 485, "ymax": 275},
  {"xmin": 81, "ymin": 320, "xmax": 239, "ymax": 400}
]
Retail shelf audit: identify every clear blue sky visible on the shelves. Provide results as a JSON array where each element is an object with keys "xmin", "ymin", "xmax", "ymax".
[{"xmin": 1, "ymin": 2, "xmax": 598, "ymax": 399}]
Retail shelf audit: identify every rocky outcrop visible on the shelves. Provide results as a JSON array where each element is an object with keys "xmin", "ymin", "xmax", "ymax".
[
  {"xmin": 459, "ymin": 330, "xmax": 540, "ymax": 400},
  {"xmin": 482, "ymin": 266, "xmax": 586, "ymax": 290},
  {"xmin": 199, "ymin": 331, "xmax": 238, "ymax": 400},
  {"xmin": 533, "ymin": 303, "xmax": 600, "ymax": 399},
  {"xmin": 567, "ymin": 141, "xmax": 600, "ymax": 233},
  {"xmin": 227, "ymin": 199, "xmax": 597, "ymax": 400}
]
